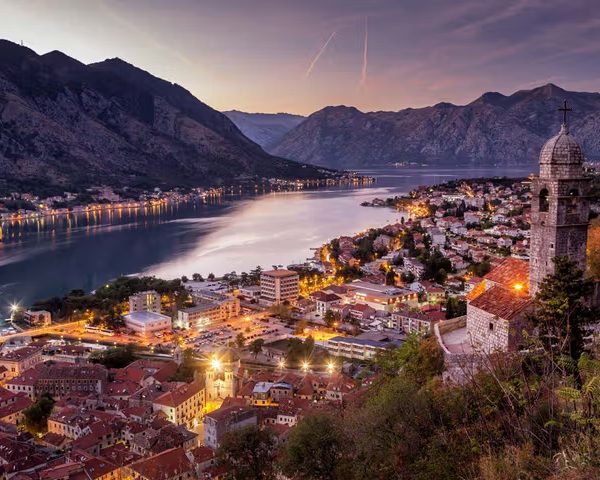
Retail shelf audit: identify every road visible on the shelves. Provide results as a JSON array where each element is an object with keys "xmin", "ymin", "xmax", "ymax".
[{"xmin": 0, "ymin": 320, "xmax": 86, "ymax": 343}]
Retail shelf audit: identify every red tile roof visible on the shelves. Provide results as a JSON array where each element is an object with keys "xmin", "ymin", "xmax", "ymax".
[
  {"xmin": 153, "ymin": 380, "xmax": 203, "ymax": 408},
  {"xmin": 188, "ymin": 445, "xmax": 215, "ymax": 464},
  {"xmin": 129, "ymin": 447, "xmax": 193, "ymax": 480},
  {"xmin": 469, "ymin": 285, "xmax": 532, "ymax": 320},
  {"xmin": 0, "ymin": 395, "xmax": 32, "ymax": 419},
  {"xmin": 484, "ymin": 257, "xmax": 529, "ymax": 292}
]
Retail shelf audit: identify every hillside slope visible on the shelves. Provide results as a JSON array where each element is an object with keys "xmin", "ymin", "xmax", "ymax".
[
  {"xmin": 0, "ymin": 40, "xmax": 327, "ymax": 195},
  {"xmin": 224, "ymin": 110, "xmax": 305, "ymax": 150}
]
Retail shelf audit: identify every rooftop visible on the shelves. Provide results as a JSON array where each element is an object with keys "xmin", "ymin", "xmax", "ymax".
[
  {"xmin": 469, "ymin": 285, "xmax": 533, "ymax": 320},
  {"xmin": 262, "ymin": 269, "xmax": 298, "ymax": 278},
  {"xmin": 123, "ymin": 311, "xmax": 171, "ymax": 323}
]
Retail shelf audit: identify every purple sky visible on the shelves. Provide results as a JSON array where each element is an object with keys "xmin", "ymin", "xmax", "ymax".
[{"xmin": 2, "ymin": 0, "xmax": 600, "ymax": 114}]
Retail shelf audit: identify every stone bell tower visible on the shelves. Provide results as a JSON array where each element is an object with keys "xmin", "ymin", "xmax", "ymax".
[{"xmin": 529, "ymin": 101, "xmax": 591, "ymax": 296}]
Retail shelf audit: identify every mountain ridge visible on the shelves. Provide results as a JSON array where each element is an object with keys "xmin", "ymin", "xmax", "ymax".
[
  {"xmin": 223, "ymin": 110, "xmax": 305, "ymax": 150},
  {"xmin": 271, "ymin": 83, "xmax": 600, "ymax": 169},
  {"xmin": 0, "ymin": 40, "xmax": 328, "ymax": 195}
]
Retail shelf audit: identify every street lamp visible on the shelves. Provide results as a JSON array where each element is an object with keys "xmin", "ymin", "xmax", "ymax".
[
  {"xmin": 301, "ymin": 361, "xmax": 309, "ymax": 373},
  {"xmin": 211, "ymin": 357, "xmax": 222, "ymax": 371},
  {"xmin": 327, "ymin": 361, "xmax": 335, "ymax": 374},
  {"xmin": 278, "ymin": 359, "xmax": 286, "ymax": 370}
]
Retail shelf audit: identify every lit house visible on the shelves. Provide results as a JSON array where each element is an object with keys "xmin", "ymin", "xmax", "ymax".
[
  {"xmin": 23, "ymin": 310, "xmax": 51, "ymax": 327},
  {"xmin": 0, "ymin": 346, "xmax": 44, "ymax": 381},
  {"xmin": 177, "ymin": 292, "xmax": 240, "ymax": 329},
  {"xmin": 152, "ymin": 380, "xmax": 204, "ymax": 430},
  {"xmin": 327, "ymin": 334, "xmax": 402, "ymax": 360},
  {"xmin": 259, "ymin": 269, "xmax": 299, "ymax": 306},
  {"xmin": 123, "ymin": 311, "xmax": 172, "ymax": 336},
  {"xmin": 203, "ymin": 406, "xmax": 257, "ymax": 449},
  {"xmin": 129, "ymin": 290, "xmax": 161, "ymax": 314}
]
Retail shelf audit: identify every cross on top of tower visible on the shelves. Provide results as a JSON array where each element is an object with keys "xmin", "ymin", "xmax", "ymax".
[{"xmin": 558, "ymin": 99, "xmax": 572, "ymax": 126}]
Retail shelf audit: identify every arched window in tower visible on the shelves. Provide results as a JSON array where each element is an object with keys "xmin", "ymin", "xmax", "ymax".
[
  {"xmin": 567, "ymin": 188, "xmax": 579, "ymax": 214},
  {"xmin": 539, "ymin": 188, "xmax": 549, "ymax": 213}
]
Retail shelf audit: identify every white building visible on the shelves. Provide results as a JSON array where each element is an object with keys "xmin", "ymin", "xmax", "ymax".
[
  {"xmin": 259, "ymin": 269, "xmax": 299, "ymax": 306},
  {"xmin": 23, "ymin": 310, "xmax": 51, "ymax": 327},
  {"xmin": 124, "ymin": 311, "xmax": 172, "ymax": 336},
  {"xmin": 129, "ymin": 290, "xmax": 161, "ymax": 313}
]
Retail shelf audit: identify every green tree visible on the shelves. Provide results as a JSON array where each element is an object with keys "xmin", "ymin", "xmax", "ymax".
[
  {"xmin": 90, "ymin": 344, "xmax": 138, "ymax": 369},
  {"xmin": 235, "ymin": 332, "xmax": 246, "ymax": 348},
  {"xmin": 217, "ymin": 425, "xmax": 276, "ymax": 480},
  {"xmin": 22, "ymin": 393, "xmax": 55, "ymax": 434},
  {"xmin": 170, "ymin": 348, "xmax": 196, "ymax": 382},
  {"xmin": 249, "ymin": 338, "xmax": 265, "ymax": 359},
  {"xmin": 192, "ymin": 273, "xmax": 204, "ymax": 282},
  {"xmin": 385, "ymin": 269, "xmax": 396, "ymax": 286},
  {"xmin": 281, "ymin": 413, "xmax": 345, "ymax": 480},
  {"xmin": 323, "ymin": 309, "xmax": 340, "ymax": 328},
  {"xmin": 532, "ymin": 256, "xmax": 595, "ymax": 362}
]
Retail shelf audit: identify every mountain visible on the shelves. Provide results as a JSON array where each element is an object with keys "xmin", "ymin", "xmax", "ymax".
[
  {"xmin": 0, "ymin": 40, "xmax": 329, "ymax": 195},
  {"xmin": 223, "ymin": 110, "xmax": 305, "ymax": 151},
  {"xmin": 271, "ymin": 84, "xmax": 600, "ymax": 169}
]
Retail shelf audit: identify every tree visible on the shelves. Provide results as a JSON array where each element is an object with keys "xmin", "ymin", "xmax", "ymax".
[
  {"xmin": 532, "ymin": 256, "xmax": 595, "ymax": 362},
  {"xmin": 217, "ymin": 425, "xmax": 276, "ymax": 480},
  {"xmin": 324, "ymin": 310, "xmax": 340, "ymax": 328},
  {"xmin": 207, "ymin": 273, "xmax": 216, "ymax": 281},
  {"xmin": 22, "ymin": 393, "xmax": 54, "ymax": 434},
  {"xmin": 385, "ymin": 269, "xmax": 397, "ymax": 286},
  {"xmin": 90, "ymin": 344, "xmax": 138, "ymax": 369},
  {"xmin": 181, "ymin": 275, "xmax": 188, "ymax": 283},
  {"xmin": 401, "ymin": 271, "xmax": 415, "ymax": 284},
  {"xmin": 235, "ymin": 332, "xmax": 246, "ymax": 348},
  {"xmin": 170, "ymin": 348, "xmax": 195, "ymax": 382},
  {"xmin": 281, "ymin": 413, "xmax": 345, "ymax": 480},
  {"xmin": 445, "ymin": 296, "xmax": 466, "ymax": 319},
  {"xmin": 192, "ymin": 273, "xmax": 204, "ymax": 282},
  {"xmin": 249, "ymin": 338, "xmax": 265, "ymax": 359}
]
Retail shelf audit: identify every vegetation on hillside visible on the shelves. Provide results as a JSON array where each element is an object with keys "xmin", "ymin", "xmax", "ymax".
[{"xmin": 218, "ymin": 257, "xmax": 600, "ymax": 479}]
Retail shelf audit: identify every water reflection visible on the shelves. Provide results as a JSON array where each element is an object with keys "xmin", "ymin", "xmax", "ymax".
[{"xmin": 0, "ymin": 166, "xmax": 535, "ymax": 305}]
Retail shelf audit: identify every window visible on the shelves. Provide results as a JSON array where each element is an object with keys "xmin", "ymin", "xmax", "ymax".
[
  {"xmin": 539, "ymin": 188, "xmax": 549, "ymax": 212},
  {"xmin": 489, "ymin": 322, "xmax": 494, "ymax": 332},
  {"xmin": 567, "ymin": 189, "xmax": 579, "ymax": 214}
]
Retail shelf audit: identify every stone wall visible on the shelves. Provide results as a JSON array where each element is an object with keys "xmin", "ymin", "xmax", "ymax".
[{"xmin": 530, "ymin": 176, "xmax": 591, "ymax": 295}]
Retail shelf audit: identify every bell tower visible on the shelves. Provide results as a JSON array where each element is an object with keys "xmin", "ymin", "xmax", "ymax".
[{"xmin": 529, "ymin": 101, "xmax": 591, "ymax": 296}]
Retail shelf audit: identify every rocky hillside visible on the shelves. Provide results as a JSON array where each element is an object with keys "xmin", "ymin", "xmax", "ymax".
[
  {"xmin": 271, "ymin": 84, "xmax": 600, "ymax": 169},
  {"xmin": 224, "ymin": 110, "xmax": 305, "ymax": 150},
  {"xmin": 0, "ymin": 40, "xmax": 328, "ymax": 195}
]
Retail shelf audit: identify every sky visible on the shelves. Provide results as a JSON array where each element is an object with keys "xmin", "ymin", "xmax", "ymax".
[{"xmin": 2, "ymin": 0, "xmax": 600, "ymax": 115}]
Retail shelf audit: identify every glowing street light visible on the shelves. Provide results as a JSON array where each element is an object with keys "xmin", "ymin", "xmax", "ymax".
[
  {"xmin": 327, "ymin": 361, "xmax": 335, "ymax": 374},
  {"xmin": 278, "ymin": 359, "xmax": 286, "ymax": 370},
  {"xmin": 10, "ymin": 303, "xmax": 20, "ymax": 313},
  {"xmin": 301, "ymin": 361, "xmax": 310, "ymax": 373},
  {"xmin": 211, "ymin": 357, "xmax": 222, "ymax": 371},
  {"xmin": 513, "ymin": 283, "xmax": 524, "ymax": 292}
]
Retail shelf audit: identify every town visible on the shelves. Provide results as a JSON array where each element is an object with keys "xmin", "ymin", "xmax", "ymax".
[{"xmin": 3, "ymin": 139, "xmax": 599, "ymax": 478}]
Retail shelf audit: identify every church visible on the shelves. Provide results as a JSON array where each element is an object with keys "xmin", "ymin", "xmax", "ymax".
[{"xmin": 466, "ymin": 102, "xmax": 591, "ymax": 353}]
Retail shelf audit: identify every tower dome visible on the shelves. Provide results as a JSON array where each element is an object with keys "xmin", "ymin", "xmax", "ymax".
[{"xmin": 539, "ymin": 101, "xmax": 584, "ymax": 179}]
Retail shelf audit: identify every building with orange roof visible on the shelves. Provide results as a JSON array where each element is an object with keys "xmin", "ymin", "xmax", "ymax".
[
  {"xmin": 152, "ymin": 380, "xmax": 204, "ymax": 429},
  {"xmin": 127, "ymin": 447, "xmax": 194, "ymax": 480}
]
